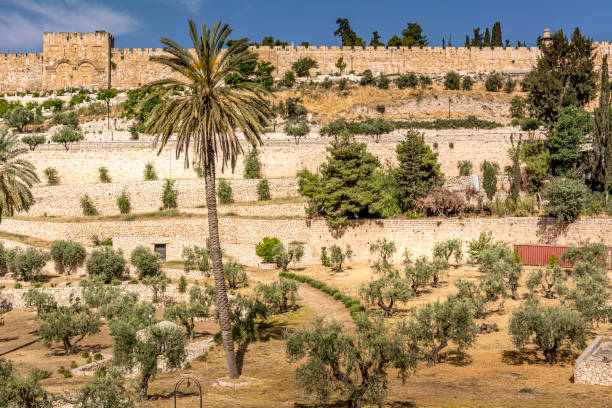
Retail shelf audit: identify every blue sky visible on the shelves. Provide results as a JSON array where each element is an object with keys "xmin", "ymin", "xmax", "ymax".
[{"xmin": 1, "ymin": 0, "xmax": 611, "ymax": 52}]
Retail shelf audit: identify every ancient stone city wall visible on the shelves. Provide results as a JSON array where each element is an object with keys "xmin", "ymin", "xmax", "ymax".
[
  {"xmin": 1, "ymin": 217, "xmax": 609, "ymax": 267},
  {"xmin": 4, "ymin": 31, "xmax": 612, "ymax": 92},
  {"xmin": 27, "ymin": 132, "xmax": 515, "ymax": 184}
]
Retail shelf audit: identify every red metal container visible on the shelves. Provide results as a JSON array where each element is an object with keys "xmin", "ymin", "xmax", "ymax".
[{"xmin": 514, "ymin": 244, "xmax": 612, "ymax": 268}]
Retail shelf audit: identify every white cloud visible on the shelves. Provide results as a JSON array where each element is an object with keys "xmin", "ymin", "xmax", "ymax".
[
  {"xmin": 155, "ymin": 0, "xmax": 204, "ymax": 12},
  {"xmin": 0, "ymin": 0, "xmax": 139, "ymax": 51}
]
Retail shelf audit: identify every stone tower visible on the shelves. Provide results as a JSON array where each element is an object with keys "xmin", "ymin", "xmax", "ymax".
[{"xmin": 42, "ymin": 31, "xmax": 113, "ymax": 90}]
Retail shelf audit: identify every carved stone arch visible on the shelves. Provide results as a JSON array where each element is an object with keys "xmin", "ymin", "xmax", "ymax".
[
  {"xmin": 54, "ymin": 62, "xmax": 71, "ymax": 90},
  {"xmin": 74, "ymin": 62, "xmax": 95, "ymax": 88}
]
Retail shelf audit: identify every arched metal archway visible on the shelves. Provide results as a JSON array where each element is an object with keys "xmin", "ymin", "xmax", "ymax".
[{"xmin": 174, "ymin": 376, "xmax": 202, "ymax": 408}]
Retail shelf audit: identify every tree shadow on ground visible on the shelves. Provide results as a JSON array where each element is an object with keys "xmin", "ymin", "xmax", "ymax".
[
  {"xmin": 388, "ymin": 401, "xmax": 417, "ymax": 408},
  {"xmin": 501, "ymin": 349, "xmax": 577, "ymax": 366},
  {"xmin": 49, "ymin": 342, "xmax": 109, "ymax": 357},
  {"xmin": 237, "ymin": 319, "xmax": 289, "ymax": 375},
  {"xmin": 438, "ymin": 350, "xmax": 473, "ymax": 366},
  {"xmin": 294, "ymin": 402, "xmax": 350, "ymax": 407},
  {"xmin": 0, "ymin": 336, "xmax": 18, "ymax": 343},
  {"xmin": 147, "ymin": 389, "xmax": 200, "ymax": 401}
]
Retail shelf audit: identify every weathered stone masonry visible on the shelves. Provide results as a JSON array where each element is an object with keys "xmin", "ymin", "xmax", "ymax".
[{"xmin": 4, "ymin": 30, "xmax": 612, "ymax": 92}]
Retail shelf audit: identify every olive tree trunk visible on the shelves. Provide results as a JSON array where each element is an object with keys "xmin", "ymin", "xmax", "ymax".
[{"xmin": 204, "ymin": 152, "xmax": 239, "ymax": 379}]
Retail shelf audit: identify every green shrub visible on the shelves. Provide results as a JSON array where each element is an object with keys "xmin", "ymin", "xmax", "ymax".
[
  {"xmin": 280, "ymin": 71, "xmax": 296, "ymax": 88},
  {"xmin": 80, "ymin": 195, "xmax": 98, "ymax": 216},
  {"xmin": 461, "ymin": 76, "xmax": 474, "ymax": 91},
  {"xmin": 359, "ymin": 70, "xmax": 375, "ymax": 86},
  {"xmin": 86, "ymin": 247, "xmax": 126, "ymax": 283},
  {"xmin": 376, "ymin": 75, "xmax": 390, "ymax": 89},
  {"xmin": 444, "ymin": 71, "xmax": 461, "ymax": 90},
  {"xmin": 43, "ymin": 167, "xmax": 60, "ymax": 185},
  {"xmin": 292, "ymin": 57, "xmax": 318, "ymax": 77},
  {"xmin": 504, "ymin": 78, "xmax": 517, "ymax": 93},
  {"xmin": 256, "ymin": 237, "xmax": 281, "ymax": 262},
  {"xmin": 178, "ymin": 275, "xmax": 187, "ymax": 293},
  {"xmin": 217, "ymin": 179, "xmax": 232, "ymax": 204},
  {"xmin": 98, "ymin": 167, "xmax": 111, "ymax": 183},
  {"xmin": 130, "ymin": 246, "xmax": 161, "ymax": 279},
  {"xmin": 51, "ymin": 125, "xmax": 83, "ymax": 150},
  {"xmin": 143, "ymin": 162, "xmax": 157, "ymax": 181},
  {"xmin": 543, "ymin": 179, "xmax": 590, "ymax": 222},
  {"xmin": 395, "ymin": 73, "xmax": 418, "ymax": 89},
  {"xmin": 257, "ymin": 178, "xmax": 271, "ymax": 201},
  {"xmin": 457, "ymin": 160, "xmax": 473, "ymax": 176},
  {"xmin": 91, "ymin": 235, "xmax": 112, "ymax": 247},
  {"xmin": 223, "ymin": 261, "xmax": 248, "ymax": 289},
  {"xmin": 58, "ymin": 366, "xmax": 72, "ymax": 378},
  {"xmin": 243, "ymin": 148, "xmax": 261, "ymax": 179},
  {"xmin": 510, "ymin": 96, "xmax": 526, "ymax": 118},
  {"xmin": 70, "ymin": 361, "xmax": 78, "ymax": 369},
  {"xmin": 93, "ymin": 352, "xmax": 103, "ymax": 361},
  {"xmin": 485, "ymin": 73, "xmax": 503, "ymax": 92},
  {"xmin": 161, "ymin": 179, "xmax": 178, "ymax": 209},
  {"xmin": 116, "ymin": 190, "xmax": 131, "ymax": 214}
]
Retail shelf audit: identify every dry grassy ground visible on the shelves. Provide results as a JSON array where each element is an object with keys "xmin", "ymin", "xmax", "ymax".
[
  {"xmin": 274, "ymin": 86, "xmax": 519, "ymax": 123},
  {"xmin": 1, "ymin": 264, "xmax": 611, "ymax": 407}
]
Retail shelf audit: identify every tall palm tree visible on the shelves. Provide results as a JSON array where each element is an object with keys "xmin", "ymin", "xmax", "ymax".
[
  {"xmin": 142, "ymin": 20, "xmax": 271, "ymax": 378},
  {"xmin": 0, "ymin": 126, "xmax": 39, "ymax": 221}
]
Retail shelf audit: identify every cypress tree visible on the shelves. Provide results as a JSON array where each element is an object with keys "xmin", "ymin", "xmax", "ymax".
[
  {"xmin": 484, "ymin": 28, "xmax": 491, "ymax": 47},
  {"xmin": 492, "ymin": 22, "xmax": 503, "ymax": 46},
  {"xmin": 592, "ymin": 55, "xmax": 612, "ymax": 201},
  {"xmin": 465, "ymin": 35, "xmax": 470, "ymax": 47}
]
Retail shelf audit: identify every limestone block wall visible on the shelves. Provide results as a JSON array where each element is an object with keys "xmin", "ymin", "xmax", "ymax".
[
  {"xmin": 1, "ymin": 217, "xmax": 610, "ymax": 267},
  {"xmin": 29, "ymin": 131, "xmax": 516, "ymax": 184},
  {"xmin": 28, "ymin": 178, "xmax": 300, "ymax": 216},
  {"xmin": 0, "ymin": 53, "xmax": 43, "ymax": 92}
]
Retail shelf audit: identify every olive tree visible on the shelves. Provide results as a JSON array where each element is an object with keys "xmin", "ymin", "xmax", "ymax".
[
  {"xmin": 223, "ymin": 261, "xmax": 248, "ymax": 289},
  {"xmin": 164, "ymin": 284, "xmax": 215, "ymax": 338},
  {"xmin": 85, "ymin": 247, "xmax": 126, "ymax": 283},
  {"xmin": 285, "ymin": 314, "xmax": 418, "ymax": 408},
  {"xmin": 7, "ymin": 247, "xmax": 49, "ymax": 282},
  {"xmin": 75, "ymin": 368, "xmax": 134, "ymax": 408},
  {"xmin": 321, "ymin": 244, "xmax": 353, "ymax": 273},
  {"xmin": 23, "ymin": 289, "xmax": 57, "ymax": 315},
  {"xmin": 509, "ymin": 300, "xmax": 586, "ymax": 364},
  {"xmin": 543, "ymin": 178, "xmax": 590, "ymax": 222},
  {"xmin": 142, "ymin": 274, "xmax": 170, "ymax": 303},
  {"xmin": 129, "ymin": 246, "xmax": 161, "ymax": 279},
  {"xmin": 36, "ymin": 299, "xmax": 102, "ymax": 354},
  {"xmin": 401, "ymin": 296, "xmax": 478, "ymax": 367},
  {"xmin": 0, "ymin": 358, "xmax": 51, "ymax": 408},
  {"xmin": 432, "ymin": 239, "xmax": 463, "ymax": 264},
  {"xmin": 478, "ymin": 245, "xmax": 523, "ymax": 300},
  {"xmin": 564, "ymin": 261, "xmax": 611, "ymax": 326},
  {"xmin": 182, "ymin": 245, "xmax": 211, "ymax": 276},
  {"xmin": 51, "ymin": 125, "xmax": 83, "ymax": 150},
  {"xmin": 526, "ymin": 264, "xmax": 567, "ymax": 299},
  {"xmin": 49, "ymin": 240, "xmax": 86, "ymax": 275},
  {"xmin": 112, "ymin": 322, "xmax": 186, "ymax": 398},
  {"xmin": 272, "ymin": 241, "xmax": 305, "ymax": 271},
  {"xmin": 255, "ymin": 279, "xmax": 298, "ymax": 314}
]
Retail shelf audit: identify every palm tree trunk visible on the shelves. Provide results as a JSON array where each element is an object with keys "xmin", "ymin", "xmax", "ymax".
[{"xmin": 204, "ymin": 152, "xmax": 239, "ymax": 379}]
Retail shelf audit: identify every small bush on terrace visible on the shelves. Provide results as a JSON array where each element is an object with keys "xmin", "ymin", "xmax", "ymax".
[
  {"xmin": 216, "ymin": 179, "xmax": 233, "ymax": 204},
  {"xmin": 243, "ymin": 148, "xmax": 261, "ymax": 179},
  {"xmin": 98, "ymin": 167, "xmax": 111, "ymax": 183},
  {"xmin": 457, "ymin": 160, "xmax": 473, "ymax": 176},
  {"xmin": 161, "ymin": 179, "xmax": 178, "ymax": 209},
  {"xmin": 461, "ymin": 76, "xmax": 474, "ymax": 90},
  {"xmin": 481, "ymin": 161, "xmax": 499, "ymax": 200},
  {"xmin": 143, "ymin": 162, "xmax": 157, "ymax": 181},
  {"xmin": 395, "ymin": 73, "xmax": 418, "ymax": 89},
  {"xmin": 86, "ymin": 247, "xmax": 126, "ymax": 283},
  {"xmin": 44, "ymin": 167, "xmax": 60, "ymax": 185},
  {"xmin": 50, "ymin": 240, "xmax": 86, "ymax": 275},
  {"xmin": 80, "ymin": 194, "xmax": 98, "ymax": 216},
  {"xmin": 485, "ymin": 73, "xmax": 503, "ymax": 92},
  {"xmin": 116, "ymin": 190, "xmax": 131, "ymax": 214},
  {"xmin": 130, "ymin": 246, "xmax": 161, "ymax": 279},
  {"xmin": 360, "ymin": 69, "xmax": 375, "ymax": 86},
  {"xmin": 444, "ymin": 71, "xmax": 461, "ymax": 90},
  {"xmin": 257, "ymin": 178, "xmax": 271, "ymax": 201}
]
